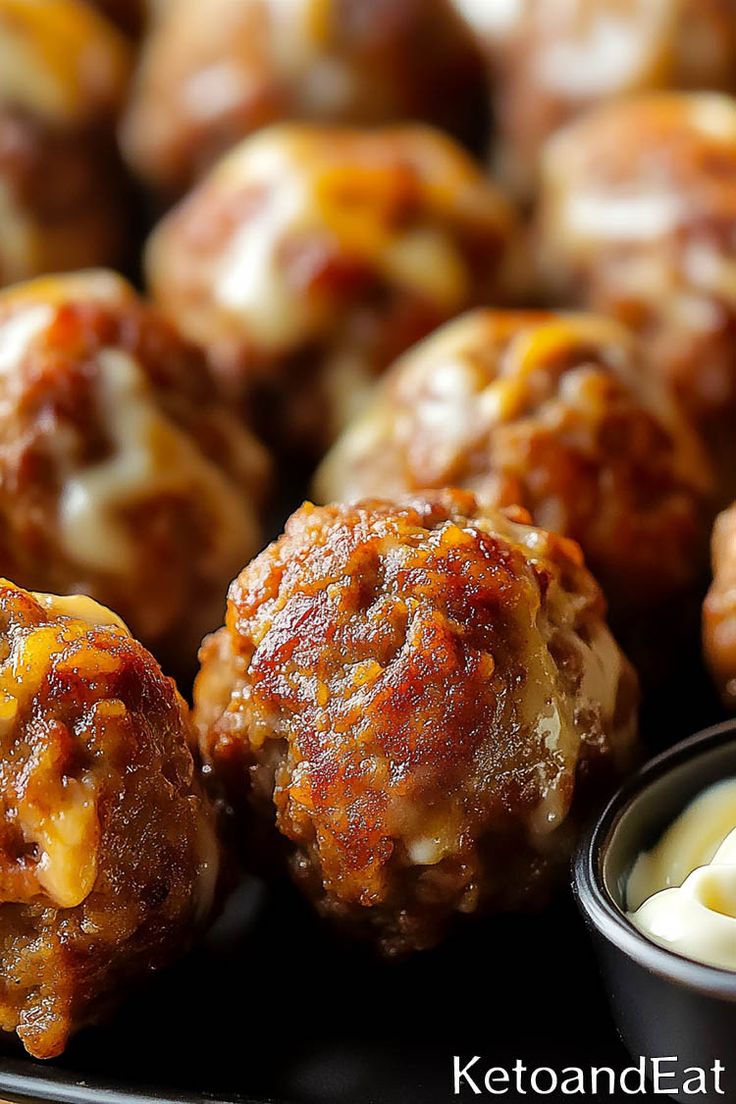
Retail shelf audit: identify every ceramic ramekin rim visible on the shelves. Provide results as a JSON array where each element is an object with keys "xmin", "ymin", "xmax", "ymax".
[{"xmin": 573, "ymin": 718, "xmax": 736, "ymax": 1000}]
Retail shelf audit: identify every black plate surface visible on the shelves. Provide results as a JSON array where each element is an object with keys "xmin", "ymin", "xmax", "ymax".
[{"xmin": 0, "ymin": 884, "xmax": 663, "ymax": 1104}]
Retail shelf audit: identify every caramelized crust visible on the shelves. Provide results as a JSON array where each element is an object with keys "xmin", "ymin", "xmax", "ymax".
[
  {"xmin": 195, "ymin": 490, "xmax": 638, "ymax": 954},
  {"xmin": 122, "ymin": 0, "xmax": 485, "ymax": 197},
  {"xmin": 0, "ymin": 581, "xmax": 219, "ymax": 1058},
  {"xmin": 0, "ymin": 271, "xmax": 269, "ymax": 674},
  {"xmin": 146, "ymin": 123, "xmax": 524, "ymax": 451},
  {"xmin": 0, "ymin": 0, "xmax": 132, "ymax": 284},
  {"xmin": 538, "ymin": 92, "xmax": 736, "ymax": 496},
  {"xmin": 315, "ymin": 310, "xmax": 713, "ymax": 624},
  {"xmin": 704, "ymin": 502, "xmax": 736, "ymax": 708},
  {"xmin": 453, "ymin": 0, "xmax": 736, "ymax": 197}
]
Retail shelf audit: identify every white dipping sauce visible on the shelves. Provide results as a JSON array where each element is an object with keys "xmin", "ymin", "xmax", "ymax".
[{"xmin": 627, "ymin": 778, "xmax": 736, "ymax": 970}]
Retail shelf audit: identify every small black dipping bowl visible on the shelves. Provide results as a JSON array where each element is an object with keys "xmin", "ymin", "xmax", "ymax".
[{"xmin": 574, "ymin": 720, "xmax": 736, "ymax": 1101}]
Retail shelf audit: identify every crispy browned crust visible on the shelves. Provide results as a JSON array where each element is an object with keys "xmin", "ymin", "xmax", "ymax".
[
  {"xmin": 195, "ymin": 490, "xmax": 639, "ymax": 954},
  {"xmin": 146, "ymin": 123, "xmax": 525, "ymax": 452},
  {"xmin": 0, "ymin": 272, "xmax": 269, "ymax": 675},
  {"xmin": 315, "ymin": 310, "xmax": 714, "ymax": 624},
  {"xmin": 123, "ymin": 0, "xmax": 484, "ymax": 196},
  {"xmin": 704, "ymin": 502, "xmax": 736, "ymax": 707},
  {"xmin": 0, "ymin": 581, "xmax": 220, "ymax": 1058}
]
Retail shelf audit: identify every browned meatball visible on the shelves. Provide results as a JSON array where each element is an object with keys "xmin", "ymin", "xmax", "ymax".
[
  {"xmin": 122, "ymin": 0, "xmax": 486, "ymax": 198},
  {"xmin": 194, "ymin": 490, "xmax": 639, "ymax": 955},
  {"xmin": 704, "ymin": 502, "xmax": 736, "ymax": 707},
  {"xmin": 537, "ymin": 92, "xmax": 736, "ymax": 498},
  {"xmin": 315, "ymin": 310, "xmax": 713, "ymax": 628},
  {"xmin": 0, "ymin": 580, "xmax": 220, "ymax": 1058},
  {"xmin": 0, "ymin": 271, "xmax": 269, "ymax": 675},
  {"xmin": 146, "ymin": 123, "xmax": 525, "ymax": 452},
  {"xmin": 0, "ymin": 0, "xmax": 132, "ymax": 285},
  {"xmin": 453, "ymin": 0, "xmax": 736, "ymax": 198}
]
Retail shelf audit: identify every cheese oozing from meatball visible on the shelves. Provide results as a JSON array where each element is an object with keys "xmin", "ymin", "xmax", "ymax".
[
  {"xmin": 0, "ymin": 0, "xmax": 131, "ymax": 125},
  {"xmin": 0, "ymin": 586, "xmax": 132, "ymax": 909},
  {"xmin": 58, "ymin": 346, "xmax": 257, "ymax": 577}
]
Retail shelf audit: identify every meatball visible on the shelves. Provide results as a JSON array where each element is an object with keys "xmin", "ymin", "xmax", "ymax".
[
  {"xmin": 0, "ymin": 270, "xmax": 269, "ymax": 675},
  {"xmin": 121, "ymin": 0, "xmax": 485, "ymax": 198},
  {"xmin": 453, "ymin": 0, "xmax": 736, "ymax": 198},
  {"xmin": 315, "ymin": 310, "xmax": 713, "ymax": 628},
  {"xmin": 704, "ymin": 502, "xmax": 736, "ymax": 708},
  {"xmin": 146, "ymin": 123, "xmax": 524, "ymax": 452},
  {"xmin": 194, "ymin": 490, "xmax": 639, "ymax": 954},
  {"xmin": 0, "ymin": 0, "xmax": 132, "ymax": 285},
  {"xmin": 0, "ymin": 580, "xmax": 220, "ymax": 1058},
  {"xmin": 537, "ymin": 92, "xmax": 736, "ymax": 497}
]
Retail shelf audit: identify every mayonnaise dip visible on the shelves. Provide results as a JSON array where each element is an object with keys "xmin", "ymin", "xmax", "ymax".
[{"xmin": 626, "ymin": 778, "xmax": 736, "ymax": 970}]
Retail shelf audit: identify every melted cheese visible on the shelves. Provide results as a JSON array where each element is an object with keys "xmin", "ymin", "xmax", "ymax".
[
  {"xmin": 31, "ymin": 591, "xmax": 129, "ymax": 635},
  {"xmin": 537, "ymin": 1, "xmax": 670, "ymax": 98},
  {"xmin": 0, "ymin": 302, "xmax": 53, "ymax": 373},
  {"xmin": 59, "ymin": 347, "xmax": 254, "ymax": 578},
  {"xmin": 0, "ymin": 584, "xmax": 132, "ymax": 907},
  {"xmin": 210, "ymin": 127, "xmax": 488, "ymax": 353},
  {"xmin": 452, "ymin": 0, "xmax": 523, "ymax": 38},
  {"xmin": 0, "ymin": 0, "xmax": 131, "ymax": 124}
]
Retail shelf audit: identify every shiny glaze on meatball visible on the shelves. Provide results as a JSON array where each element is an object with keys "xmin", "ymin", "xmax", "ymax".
[
  {"xmin": 537, "ymin": 92, "xmax": 736, "ymax": 497},
  {"xmin": 195, "ymin": 490, "xmax": 638, "ymax": 954},
  {"xmin": 0, "ymin": 581, "xmax": 220, "ymax": 1058},
  {"xmin": 146, "ymin": 123, "xmax": 525, "ymax": 451},
  {"xmin": 0, "ymin": 270, "xmax": 269, "ymax": 674},
  {"xmin": 315, "ymin": 310, "xmax": 713, "ymax": 624},
  {"xmin": 122, "ymin": 0, "xmax": 485, "ymax": 197}
]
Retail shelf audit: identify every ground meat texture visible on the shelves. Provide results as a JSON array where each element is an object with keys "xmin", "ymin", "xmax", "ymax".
[
  {"xmin": 537, "ymin": 92, "xmax": 736, "ymax": 500},
  {"xmin": 194, "ymin": 490, "xmax": 639, "ymax": 955},
  {"xmin": 452, "ymin": 0, "xmax": 736, "ymax": 199},
  {"xmin": 314, "ymin": 310, "xmax": 714, "ymax": 629},
  {"xmin": 0, "ymin": 0, "xmax": 132, "ymax": 284},
  {"xmin": 0, "ymin": 270, "xmax": 269, "ymax": 677},
  {"xmin": 145, "ymin": 123, "xmax": 525, "ymax": 454},
  {"xmin": 121, "ymin": 0, "xmax": 486, "ymax": 198},
  {"xmin": 0, "ymin": 581, "xmax": 220, "ymax": 1058},
  {"xmin": 704, "ymin": 502, "xmax": 736, "ymax": 708}
]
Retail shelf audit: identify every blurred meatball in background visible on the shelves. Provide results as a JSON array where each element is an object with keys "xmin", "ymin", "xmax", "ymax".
[
  {"xmin": 0, "ymin": 270, "xmax": 269, "ymax": 676},
  {"xmin": 453, "ymin": 0, "xmax": 736, "ymax": 199},
  {"xmin": 315, "ymin": 310, "xmax": 713, "ymax": 635},
  {"xmin": 146, "ymin": 123, "xmax": 526, "ymax": 455},
  {"xmin": 0, "ymin": 0, "xmax": 132, "ymax": 285},
  {"xmin": 537, "ymin": 93, "xmax": 736, "ymax": 501},
  {"xmin": 195, "ymin": 490, "xmax": 639, "ymax": 955},
  {"xmin": 704, "ymin": 502, "xmax": 736, "ymax": 708},
  {"xmin": 122, "ymin": 0, "xmax": 487, "ymax": 199},
  {"xmin": 0, "ymin": 581, "xmax": 220, "ymax": 1058}
]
